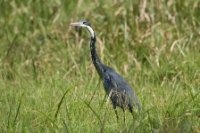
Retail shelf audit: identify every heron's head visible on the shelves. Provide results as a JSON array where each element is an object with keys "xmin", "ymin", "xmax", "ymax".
[
  {"xmin": 70, "ymin": 20, "xmax": 95, "ymax": 38},
  {"xmin": 70, "ymin": 20, "xmax": 91, "ymax": 28}
]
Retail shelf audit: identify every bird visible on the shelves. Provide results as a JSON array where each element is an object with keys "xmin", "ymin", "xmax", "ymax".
[{"xmin": 70, "ymin": 20, "xmax": 141, "ymax": 121}]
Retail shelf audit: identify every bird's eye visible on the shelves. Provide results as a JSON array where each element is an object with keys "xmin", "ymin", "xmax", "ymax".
[{"xmin": 81, "ymin": 20, "xmax": 91, "ymax": 26}]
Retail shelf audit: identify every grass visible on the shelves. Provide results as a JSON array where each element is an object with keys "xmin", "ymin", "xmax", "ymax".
[{"xmin": 0, "ymin": 0, "xmax": 200, "ymax": 132}]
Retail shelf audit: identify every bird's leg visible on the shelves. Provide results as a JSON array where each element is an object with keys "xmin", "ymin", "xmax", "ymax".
[
  {"xmin": 114, "ymin": 109, "xmax": 118, "ymax": 122},
  {"xmin": 112, "ymin": 105, "xmax": 118, "ymax": 122},
  {"xmin": 128, "ymin": 105, "xmax": 135, "ymax": 120},
  {"xmin": 122, "ymin": 108, "xmax": 126, "ymax": 123}
]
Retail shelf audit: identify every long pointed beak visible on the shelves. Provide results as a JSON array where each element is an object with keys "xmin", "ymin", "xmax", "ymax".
[{"xmin": 70, "ymin": 22, "xmax": 80, "ymax": 27}]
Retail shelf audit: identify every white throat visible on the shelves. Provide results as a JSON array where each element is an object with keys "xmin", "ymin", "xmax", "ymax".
[{"xmin": 86, "ymin": 26, "xmax": 95, "ymax": 38}]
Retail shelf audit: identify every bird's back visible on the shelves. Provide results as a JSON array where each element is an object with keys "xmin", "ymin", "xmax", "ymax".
[{"xmin": 102, "ymin": 65, "xmax": 141, "ymax": 111}]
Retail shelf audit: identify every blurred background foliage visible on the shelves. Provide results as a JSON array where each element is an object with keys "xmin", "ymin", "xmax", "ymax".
[{"xmin": 0, "ymin": 0, "xmax": 200, "ymax": 132}]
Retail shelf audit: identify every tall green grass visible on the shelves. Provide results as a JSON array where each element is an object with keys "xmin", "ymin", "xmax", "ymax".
[{"xmin": 0, "ymin": 0, "xmax": 200, "ymax": 132}]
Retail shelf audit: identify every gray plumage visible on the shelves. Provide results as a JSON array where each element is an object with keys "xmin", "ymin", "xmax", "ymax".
[{"xmin": 71, "ymin": 20, "xmax": 141, "ymax": 121}]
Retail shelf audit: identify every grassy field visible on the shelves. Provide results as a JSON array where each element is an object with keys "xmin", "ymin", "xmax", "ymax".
[{"xmin": 0, "ymin": 0, "xmax": 200, "ymax": 132}]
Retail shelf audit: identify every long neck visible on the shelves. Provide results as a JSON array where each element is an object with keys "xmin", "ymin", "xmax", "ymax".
[
  {"xmin": 85, "ymin": 25, "xmax": 105, "ymax": 78},
  {"xmin": 90, "ymin": 36, "xmax": 104, "ymax": 78}
]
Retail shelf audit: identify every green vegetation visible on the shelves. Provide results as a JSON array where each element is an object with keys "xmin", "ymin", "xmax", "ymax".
[{"xmin": 0, "ymin": 0, "xmax": 200, "ymax": 132}]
